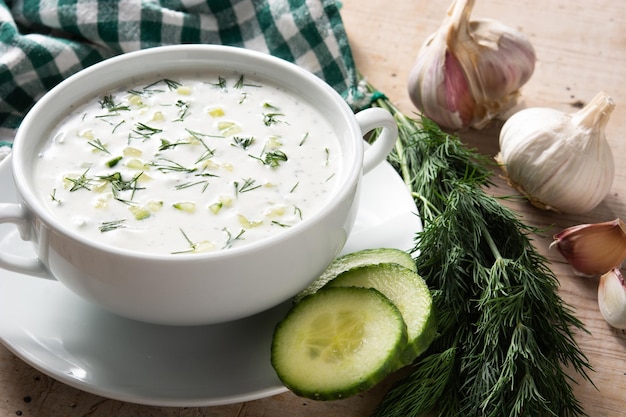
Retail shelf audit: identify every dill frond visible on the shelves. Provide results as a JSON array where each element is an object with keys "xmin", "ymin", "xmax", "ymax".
[{"xmin": 368, "ymin": 85, "xmax": 593, "ymax": 417}]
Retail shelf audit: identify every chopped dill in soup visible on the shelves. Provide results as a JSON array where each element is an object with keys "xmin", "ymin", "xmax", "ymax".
[{"xmin": 34, "ymin": 74, "xmax": 341, "ymax": 254}]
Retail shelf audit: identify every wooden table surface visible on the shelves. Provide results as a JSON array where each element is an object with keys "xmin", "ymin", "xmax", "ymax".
[{"xmin": 1, "ymin": 0, "xmax": 625, "ymax": 415}]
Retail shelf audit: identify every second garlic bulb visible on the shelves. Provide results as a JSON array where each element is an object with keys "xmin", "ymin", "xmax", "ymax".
[{"xmin": 497, "ymin": 92, "xmax": 615, "ymax": 214}]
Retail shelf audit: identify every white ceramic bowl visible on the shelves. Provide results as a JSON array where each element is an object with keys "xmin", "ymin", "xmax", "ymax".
[{"xmin": 0, "ymin": 45, "xmax": 397, "ymax": 325}]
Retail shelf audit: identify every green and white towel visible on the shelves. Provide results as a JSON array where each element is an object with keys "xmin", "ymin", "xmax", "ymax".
[{"xmin": 0, "ymin": 0, "xmax": 361, "ymax": 159}]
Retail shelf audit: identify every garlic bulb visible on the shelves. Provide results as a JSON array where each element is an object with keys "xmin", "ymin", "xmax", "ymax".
[
  {"xmin": 407, "ymin": 0, "xmax": 535, "ymax": 130},
  {"xmin": 496, "ymin": 92, "xmax": 615, "ymax": 214},
  {"xmin": 598, "ymin": 268, "xmax": 626, "ymax": 329},
  {"xmin": 551, "ymin": 218, "xmax": 626, "ymax": 276}
]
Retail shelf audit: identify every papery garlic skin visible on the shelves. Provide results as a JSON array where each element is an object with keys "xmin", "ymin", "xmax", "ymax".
[
  {"xmin": 463, "ymin": 19, "xmax": 536, "ymax": 124},
  {"xmin": 407, "ymin": 0, "xmax": 535, "ymax": 130},
  {"xmin": 551, "ymin": 219, "xmax": 626, "ymax": 276},
  {"xmin": 497, "ymin": 92, "xmax": 615, "ymax": 214},
  {"xmin": 408, "ymin": 24, "xmax": 475, "ymax": 130},
  {"xmin": 598, "ymin": 268, "xmax": 626, "ymax": 330},
  {"xmin": 408, "ymin": 37, "xmax": 474, "ymax": 130}
]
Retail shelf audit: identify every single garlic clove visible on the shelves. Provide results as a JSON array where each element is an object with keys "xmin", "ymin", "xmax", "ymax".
[
  {"xmin": 497, "ymin": 91, "xmax": 615, "ymax": 214},
  {"xmin": 407, "ymin": 0, "xmax": 535, "ymax": 130},
  {"xmin": 598, "ymin": 268, "xmax": 626, "ymax": 330},
  {"xmin": 551, "ymin": 218, "xmax": 626, "ymax": 276}
]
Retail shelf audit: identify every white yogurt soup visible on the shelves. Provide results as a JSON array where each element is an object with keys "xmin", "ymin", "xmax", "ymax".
[{"xmin": 34, "ymin": 72, "xmax": 342, "ymax": 255}]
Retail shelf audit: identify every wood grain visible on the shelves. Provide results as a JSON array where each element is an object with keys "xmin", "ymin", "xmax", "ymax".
[{"xmin": 1, "ymin": 0, "xmax": 624, "ymax": 415}]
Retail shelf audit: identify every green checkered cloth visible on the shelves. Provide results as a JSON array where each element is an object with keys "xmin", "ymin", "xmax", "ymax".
[{"xmin": 0, "ymin": 0, "xmax": 361, "ymax": 152}]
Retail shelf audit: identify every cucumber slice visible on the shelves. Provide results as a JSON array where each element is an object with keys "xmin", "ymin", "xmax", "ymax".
[
  {"xmin": 326, "ymin": 263, "xmax": 436, "ymax": 364},
  {"xmin": 295, "ymin": 248, "xmax": 416, "ymax": 302},
  {"xmin": 271, "ymin": 286, "xmax": 407, "ymax": 400}
]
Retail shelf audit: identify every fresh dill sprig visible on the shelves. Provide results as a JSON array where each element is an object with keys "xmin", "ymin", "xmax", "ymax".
[
  {"xmin": 234, "ymin": 178, "xmax": 261, "ymax": 196},
  {"xmin": 271, "ymin": 220, "xmax": 291, "ymax": 228},
  {"xmin": 234, "ymin": 75, "xmax": 261, "ymax": 89},
  {"xmin": 265, "ymin": 150, "xmax": 288, "ymax": 167},
  {"xmin": 98, "ymin": 95, "xmax": 130, "ymax": 113},
  {"xmin": 128, "ymin": 78, "xmax": 183, "ymax": 98},
  {"xmin": 234, "ymin": 75, "xmax": 245, "ymax": 89},
  {"xmin": 98, "ymin": 95, "xmax": 115, "ymax": 110},
  {"xmin": 98, "ymin": 171, "xmax": 145, "ymax": 202},
  {"xmin": 194, "ymin": 137, "xmax": 216, "ymax": 164},
  {"xmin": 185, "ymin": 128, "xmax": 221, "ymax": 140},
  {"xmin": 222, "ymin": 227, "xmax": 245, "ymax": 249},
  {"xmin": 212, "ymin": 76, "xmax": 227, "ymax": 89},
  {"xmin": 175, "ymin": 180, "xmax": 210, "ymax": 192},
  {"xmin": 263, "ymin": 112, "xmax": 285, "ymax": 126},
  {"xmin": 367, "ymin": 87, "xmax": 593, "ymax": 417},
  {"xmin": 65, "ymin": 168, "xmax": 93, "ymax": 192},
  {"xmin": 195, "ymin": 172, "xmax": 219, "ymax": 178},
  {"xmin": 299, "ymin": 132, "xmax": 309, "ymax": 146},
  {"xmin": 87, "ymin": 138, "xmax": 111, "ymax": 154},
  {"xmin": 150, "ymin": 158, "xmax": 197, "ymax": 174},
  {"xmin": 231, "ymin": 136, "xmax": 255, "ymax": 150},
  {"xmin": 156, "ymin": 129, "xmax": 217, "ymax": 165},
  {"xmin": 172, "ymin": 228, "xmax": 200, "ymax": 254},
  {"xmin": 144, "ymin": 78, "xmax": 181, "ymax": 92},
  {"xmin": 158, "ymin": 138, "xmax": 193, "ymax": 151},
  {"xmin": 250, "ymin": 150, "xmax": 288, "ymax": 167},
  {"xmin": 127, "ymin": 89, "xmax": 145, "ymax": 97},
  {"xmin": 50, "ymin": 188, "xmax": 61, "ymax": 203},
  {"xmin": 162, "ymin": 79, "xmax": 182, "ymax": 90},
  {"xmin": 131, "ymin": 122, "xmax": 163, "ymax": 140},
  {"xmin": 112, "ymin": 119, "xmax": 126, "ymax": 134},
  {"xmin": 239, "ymin": 92, "xmax": 249, "ymax": 104},
  {"xmin": 99, "ymin": 219, "xmax": 126, "ymax": 233},
  {"xmin": 174, "ymin": 100, "xmax": 190, "ymax": 121}
]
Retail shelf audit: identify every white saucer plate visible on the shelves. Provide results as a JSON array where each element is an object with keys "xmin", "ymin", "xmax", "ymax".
[{"xmin": 0, "ymin": 154, "xmax": 421, "ymax": 407}]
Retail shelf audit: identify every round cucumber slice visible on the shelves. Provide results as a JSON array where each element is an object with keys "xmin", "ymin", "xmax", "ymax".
[
  {"xmin": 295, "ymin": 248, "xmax": 416, "ymax": 302},
  {"xmin": 326, "ymin": 263, "xmax": 436, "ymax": 365},
  {"xmin": 271, "ymin": 286, "xmax": 408, "ymax": 400}
]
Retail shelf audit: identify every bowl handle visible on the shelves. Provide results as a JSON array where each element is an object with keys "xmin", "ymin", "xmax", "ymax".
[
  {"xmin": 0, "ymin": 203, "xmax": 49, "ymax": 278},
  {"xmin": 355, "ymin": 107, "xmax": 399, "ymax": 174}
]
